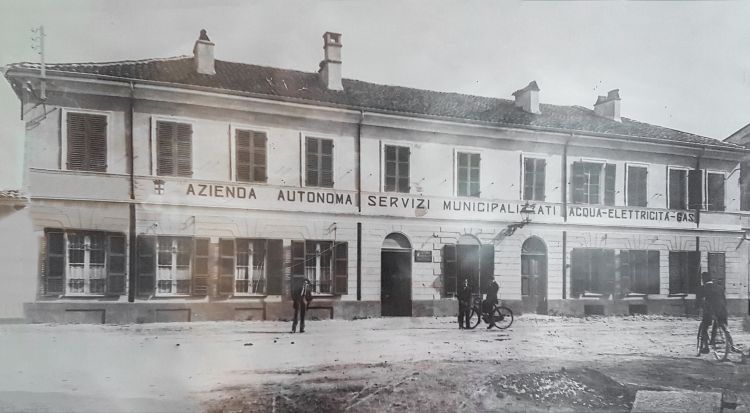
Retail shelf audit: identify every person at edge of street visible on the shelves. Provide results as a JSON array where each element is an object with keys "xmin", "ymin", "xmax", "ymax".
[
  {"xmin": 457, "ymin": 278, "xmax": 472, "ymax": 329},
  {"xmin": 292, "ymin": 278, "xmax": 313, "ymax": 334},
  {"xmin": 483, "ymin": 278, "xmax": 500, "ymax": 329},
  {"xmin": 696, "ymin": 271, "xmax": 728, "ymax": 354}
]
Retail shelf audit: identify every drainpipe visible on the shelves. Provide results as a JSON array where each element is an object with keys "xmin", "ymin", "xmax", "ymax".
[
  {"xmin": 356, "ymin": 110, "xmax": 364, "ymax": 301},
  {"xmin": 561, "ymin": 134, "xmax": 571, "ymax": 300},
  {"xmin": 127, "ymin": 82, "xmax": 137, "ymax": 303}
]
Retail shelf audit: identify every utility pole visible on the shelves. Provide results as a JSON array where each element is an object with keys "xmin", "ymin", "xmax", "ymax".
[{"xmin": 31, "ymin": 25, "xmax": 46, "ymax": 100}]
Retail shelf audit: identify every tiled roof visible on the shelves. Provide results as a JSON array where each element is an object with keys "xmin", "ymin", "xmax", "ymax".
[
  {"xmin": 6, "ymin": 58, "xmax": 739, "ymax": 149},
  {"xmin": 0, "ymin": 190, "xmax": 28, "ymax": 205}
]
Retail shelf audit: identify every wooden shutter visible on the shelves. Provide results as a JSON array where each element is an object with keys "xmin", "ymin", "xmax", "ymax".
[
  {"xmin": 67, "ymin": 113, "xmax": 107, "ymax": 172},
  {"xmin": 236, "ymin": 129, "xmax": 252, "ymax": 182},
  {"xmin": 604, "ymin": 164, "xmax": 616, "ymax": 206},
  {"xmin": 668, "ymin": 252, "xmax": 682, "ymax": 294},
  {"xmin": 442, "ymin": 245, "xmax": 457, "ymax": 297},
  {"xmin": 646, "ymin": 250, "xmax": 660, "ymax": 294},
  {"xmin": 707, "ymin": 173, "xmax": 725, "ymax": 211},
  {"xmin": 175, "ymin": 123, "xmax": 192, "ymax": 177},
  {"xmin": 571, "ymin": 162, "xmax": 585, "ymax": 204},
  {"xmin": 320, "ymin": 139, "xmax": 334, "ymax": 188},
  {"xmin": 708, "ymin": 252, "xmax": 726, "ymax": 291},
  {"xmin": 400, "ymin": 147, "xmax": 410, "ymax": 193},
  {"xmin": 688, "ymin": 251, "xmax": 701, "ymax": 294},
  {"xmin": 254, "ymin": 132, "xmax": 267, "ymax": 182},
  {"xmin": 218, "ymin": 239, "xmax": 235, "ymax": 295},
  {"xmin": 688, "ymin": 169, "xmax": 703, "ymax": 210},
  {"xmin": 619, "ymin": 250, "xmax": 632, "ymax": 293},
  {"xmin": 305, "ymin": 138, "xmax": 319, "ymax": 186},
  {"xmin": 106, "ymin": 234, "xmax": 126, "ymax": 295},
  {"xmin": 601, "ymin": 249, "xmax": 616, "ymax": 294},
  {"xmin": 334, "ymin": 242, "xmax": 348, "ymax": 295},
  {"xmin": 266, "ymin": 240, "xmax": 283, "ymax": 295},
  {"xmin": 523, "ymin": 158, "xmax": 534, "ymax": 201},
  {"xmin": 535, "ymin": 159, "xmax": 546, "ymax": 201},
  {"xmin": 192, "ymin": 238, "xmax": 210, "ymax": 296},
  {"xmin": 669, "ymin": 169, "xmax": 685, "ymax": 210},
  {"xmin": 44, "ymin": 230, "xmax": 65, "ymax": 295},
  {"xmin": 479, "ymin": 244, "xmax": 495, "ymax": 296},
  {"xmin": 570, "ymin": 249, "xmax": 586, "ymax": 296},
  {"xmin": 741, "ymin": 161, "xmax": 750, "ymax": 211},
  {"xmin": 627, "ymin": 166, "xmax": 647, "ymax": 207},
  {"xmin": 291, "ymin": 240, "xmax": 305, "ymax": 278},
  {"xmin": 156, "ymin": 121, "xmax": 174, "ymax": 176},
  {"xmin": 136, "ymin": 236, "xmax": 156, "ymax": 295}
]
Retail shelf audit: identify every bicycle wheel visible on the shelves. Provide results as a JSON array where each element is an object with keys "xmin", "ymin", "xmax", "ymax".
[
  {"xmin": 491, "ymin": 306, "xmax": 514, "ymax": 330},
  {"xmin": 467, "ymin": 308, "xmax": 481, "ymax": 329},
  {"xmin": 710, "ymin": 323, "xmax": 731, "ymax": 361}
]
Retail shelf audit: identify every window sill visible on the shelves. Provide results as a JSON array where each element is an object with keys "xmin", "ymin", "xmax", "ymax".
[
  {"xmin": 231, "ymin": 294, "xmax": 268, "ymax": 298},
  {"xmin": 625, "ymin": 293, "xmax": 647, "ymax": 298},
  {"xmin": 153, "ymin": 294, "xmax": 193, "ymax": 298},
  {"xmin": 667, "ymin": 293, "xmax": 689, "ymax": 298},
  {"xmin": 581, "ymin": 292, "xmax": 606, "ymax": 298},
  {"xmin": 61, "ymin": 294, "xmax": 109, "ymax": 298}
]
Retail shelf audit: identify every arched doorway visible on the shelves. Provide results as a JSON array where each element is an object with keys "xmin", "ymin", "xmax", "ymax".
[
  {"xmin": 381, "ymin": 233, "xmax": 412, "ymax": 316},
  {"xmin": 521, "ymin": 237, "xmax": 548, "ymax": 314}
]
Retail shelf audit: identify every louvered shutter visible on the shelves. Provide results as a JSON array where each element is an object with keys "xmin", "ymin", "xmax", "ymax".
[
  {"xmin": 320, "ymin": 139, "xmax": 334, "ymax": 188},
  {"xmin": 619, "ymin": 250, "xmax": 632, "ymax": 293},
  {"xmin": 707, "ymin": 173, "xmax": 725, "ymax": 211},
  {"xmin": 535, "ymin": 159, "xmax": 546, "ymax": 201},
  {"xmin": 646, "ymin": 250, "xmax": 660, "ymax": 294},
  {"xmin": 305, "ymin": 138, "xmax": 319, "ymax": 186},
  {"xmin": 106, "ymin": 234, "xmax": 126, "ymax": 295},
  {"xmin": 669, "ymin": 169, "xmax": 684, "ymax": 210},
  {"xmin": 156, "ymin": 121, "xmax": 174, "ymax": 176},
  {"xmin": 254, "ymin": 132, "xmax": 267, "ymax": 182},
  {"xmin": 136, "ymin": 236, "xmax": 156, "ymax": 295},
  {"xmin": 266, "ymin": 240, "xmax": 283, "ymax": 295},
  {"xmin": 602, "ymin": 249, "xmax": 616, "ymax": 294},
  {"xmin": 175, "ymin": 123, "xmax": 193, "ymax": 177},
  {"xmin": 334, "ymin": 242, "xmax": 348, "ymax": 295},
  {"xmin": 218, "ymin": 239, "xmax": 235, "ymax": 295},
  {"xmin": 688, "ymin": 169, "xmax": 703, "ymax": 210},
  {"xmin": 45, "ymin": 230, "xmax": 65, "ymax": 295},
  {"xmin": 688, "ymin": 251, "xmax": 701, "ymax": 294},
  {"xmin": 67, "ymin": 113, "xmax": 107, "ymax": 172},
  {"xmin": 604, "ymin": 164, "xmax": 616, "ymax": 206},
  {"xmin": 571, "ymin": 162, "xmax": 585, "ymax": 204},
  {"xmin": 628, "ymin": 167, "xmax": 648, "ymax": 207},
  {"xmin": 236, "ymin": 129, "xmax": 251, "ymax": 182},
  {"xmin": 479, "ymin": 244, "xmax": 495, "ymax": 296},
  {"xmin": 570, "ymin": 249, "xmax": 586, "ymax": 296},
  {"xmin": 442, "ymin": 244, "xmax": 457, "ymax": 297},
  {"xmin": 523, "ymin": 158, "xmax": 534, "ymax": 201},
  {"xmin": 192, "ymin": 238, "xmax": 210, "ymax": 296},
  {"xmin": 668, "ymin": 252, "xmax": 681, "ymax": 294}
]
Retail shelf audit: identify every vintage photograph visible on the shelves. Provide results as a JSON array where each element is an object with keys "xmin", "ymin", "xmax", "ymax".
[{"xmin": 1, "ymin": 1, "xmax": 750, "ymax": 412}]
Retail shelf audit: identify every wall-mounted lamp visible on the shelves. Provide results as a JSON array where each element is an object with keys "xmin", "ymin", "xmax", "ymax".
[{"xmin": 501, "ymin": 201, "xmax": 535, "ymax": 237}]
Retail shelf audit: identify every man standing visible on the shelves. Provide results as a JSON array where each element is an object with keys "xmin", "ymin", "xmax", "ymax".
[
  {"xmin": 292, "ymin": 278, "xmax": 313, "ymax": 333},
  {"xmin": 697, "ymin": 271, "xmax": 727, "ymax": 354},
  {"xmin": 457, "ymin": 278, "xmax": 472, "ymax": 329},
  {"xmin": 484, "ymin": 278, "xmax": 499, "ymax": 329}
]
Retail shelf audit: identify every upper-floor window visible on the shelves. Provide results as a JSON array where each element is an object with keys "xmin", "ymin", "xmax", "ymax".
[
  {"xmin": 67, "ymin": 112, "xmax": 107, "ymax": 172},
  {"xmin": 706, "ymin": 171, "xmax": 725, "ymax": 212},
  {"xmin": 741, "ymin": 161, "xmax": 750, "ymax": 211},
  {"xmin": 305, "ymin": 137, "xmax": 334, "ymax": 187},
  {"xmin": 384, "ymin": 145, "xmax": 410, "ymax": 193},
  {"xmin": 156, "ymin": 121, "xmax": 193, "ymax": 177},
  {"xmin": 626, "ymin": 164, "xmax": 648, "ymax": 207},
  {"xmin": 43, "ymin": 229, "xmax": 125, "ymax": 297},
  {"xmin": 523, "ymin": 157, "xmax": 546, "ymax": 201},
  {"xmin": 571, "ymin": 161, "xmax": 615, "ymax": 205},
  {"xmin": 457, "ymin": 152, "xmax": 480, "ymax": 197},
  {"xmin": 235, "ymin": 129, "xmax": 267, "ymax": 182}
]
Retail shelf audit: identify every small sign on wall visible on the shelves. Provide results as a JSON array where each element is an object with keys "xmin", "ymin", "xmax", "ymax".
[{"xmin": 414, "ymin": 250, "xmax": 433, "ymax": 263}]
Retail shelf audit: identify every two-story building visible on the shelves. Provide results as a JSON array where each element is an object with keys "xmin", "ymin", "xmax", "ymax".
[{"xmin": 4, "ymin": 30, "xmax": 748, "ymax": 323}]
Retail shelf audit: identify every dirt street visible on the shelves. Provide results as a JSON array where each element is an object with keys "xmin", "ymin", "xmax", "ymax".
[{"xmin": 1, "ymin": 315, "xmax": 749, "ymax": 412}]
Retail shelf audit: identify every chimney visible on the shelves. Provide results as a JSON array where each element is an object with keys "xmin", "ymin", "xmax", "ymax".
[
  {"xmin": 319, "ymin": 32, "xmax": 343, "ymax": 91},
  {"xmin": 193, "ymin": 29, "xmax": 215, "ymax": 75},
  {"xmin": 512, "ymin": 81, "xmax": 541, "ymax": 114},
  {"xmin": 593, "ymin": 89, "xmax": 621, "ymax": 122}
]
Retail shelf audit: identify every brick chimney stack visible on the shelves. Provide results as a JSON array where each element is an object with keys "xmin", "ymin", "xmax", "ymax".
[
  {"xmin": 193, "ymin": 29, "xmax": 215, "ymax": 75},
  {"xmin": 594, "ymin": 89, "xmax": 621, "ymax": 122},
  {"xmin": 512, "ymin": 81, "xmax": 541, "ymax": 114},
  {"xmin": 319, "ymin": 32, "xmax": 343, "ymax": 91}
]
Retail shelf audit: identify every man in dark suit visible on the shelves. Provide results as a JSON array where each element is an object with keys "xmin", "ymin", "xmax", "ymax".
[
  {"xmin": 457, "ymin": 278, "xmax": 472, "ymax": 329},
  {"xmin": 697, "ymin": 271, "xmax": 728, "ymax": 354},
  {"xmin": 292, "ymin": 278, "xmax": 313, "ymax": 333},
  {"xmin": 484, "ymin": 278, "xmax": 499, "ymax": 329}
]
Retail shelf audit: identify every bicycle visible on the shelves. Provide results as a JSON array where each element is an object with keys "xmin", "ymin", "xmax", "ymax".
[
  {"xmin": 696, "ymin": 317, "xmax": 745, "ymax": 362},
  {"xmin": 467, "ymin": 295, "xmax": 513, "ymax": 330}
]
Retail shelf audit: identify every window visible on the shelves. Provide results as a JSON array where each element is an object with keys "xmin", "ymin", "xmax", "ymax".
[
  {"xmin": 384, "ymin": 145, "xmax": 410, "ymax": 193},
  {"xmin": 523, "ymin": 158, "xmax": 546, "ymax": 201},
  {"xmin": 668, "ymin": 168, "xmax": 702, "ymax": 210},
  {"xmin": 457, "ymin": 152, "xmax": 480, "ymax": 197},
  {"xmin": 571, "ymin": 162, "xmax": 615, "ymax": 205},
  {"xmin": 291, "ymin": 240, "xmax": 348, "ymax": 294},
  {"xmin": 217, "ymin": 238, "xmax": 283, "ymax": 295},
  {"xmin": 620, "ymin": 250, "xmax": 659, "ymax": 294},
  {"xmin": 741, "ymin": 161, "xmax": 750, "ymax": 211},
  {"xmin": 570, "ymin": 248, "xmax": 615, "ymax": 296},
  {"xmin": 235, "ymin": 129, "xmax": 267, "ymax": 182},
  {"xmin": 136, "ymin": 236, "xmax": 206, "ymax": 296},
  {"xmin": 156, "ymin": 120, "xmax": 192, "ymax": 177},
  {"xmin": 305, "ymin": 137, "xmax": 334, "ymax": 187},
  {"xmin": 708, "ymin": 252, "xmax": 726, "ymax": 291},
  {"xmin": 42, "ymin": 229, "xmax": 125, "ymax": 296},
  {"xmin": 706, "ymin": 172, "xmax": 725, "ymax": 211},
  {"xmin": 626, "ymin": 165, "xmax": 648, "ymax": 207},
  {"xmin": 668, "ymin": 251, "xmax": 700, "ymax": 294},
  {"xmin": 66, "ymin": 112, "xmax": 107, "ymax": 172}
]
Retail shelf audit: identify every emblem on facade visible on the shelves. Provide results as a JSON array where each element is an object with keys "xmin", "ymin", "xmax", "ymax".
[{"xmin": 153, "ymin": 179, "xmax": 165, "ymax": 195}]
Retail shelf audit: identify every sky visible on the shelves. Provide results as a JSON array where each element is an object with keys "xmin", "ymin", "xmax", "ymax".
[{"xmin": 0, "ymin": 0, "xmax": 749, "ymax": 188}]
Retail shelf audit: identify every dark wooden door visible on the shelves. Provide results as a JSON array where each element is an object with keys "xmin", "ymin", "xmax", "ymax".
[{"xmin": 381, "ymin": 251, "xmax": 412, "ymax": 316}]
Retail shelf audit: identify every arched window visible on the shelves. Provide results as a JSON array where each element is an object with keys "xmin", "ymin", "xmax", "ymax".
[{"xmin": 382, "ymin": 233, "xmax": 411, "ymax": 250}]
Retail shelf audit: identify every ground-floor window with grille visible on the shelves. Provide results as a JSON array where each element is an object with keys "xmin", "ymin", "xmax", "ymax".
[
  {"xmin": 156, "ymin": 237, "xmax": 192, "ymax": 295},
  {"xmin": 291, "ymin": 240, "xmax": 348, "ymax": 294},
  {"xmin": 136, "ymin": 235, "xmax": 207, "ymax": 296},
  {"xmin": 43, "ymin": 229, "xmax": 126, "ymax": 296},
  {"xmin": 570, "ymin": 248, "xmax": 615, "ymax": 296},
  {"xmin": 620, "ymin": 250, "xmax": 660, "ymax": 294},
  {"xmin": 218, "ymin": 238, "xmax": 283, "ymax": 295}
]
